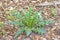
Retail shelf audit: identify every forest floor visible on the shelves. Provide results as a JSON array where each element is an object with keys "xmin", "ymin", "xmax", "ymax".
[{"xmin": 0, "ymin": 0, "xmax": 60, "ymax": 40}]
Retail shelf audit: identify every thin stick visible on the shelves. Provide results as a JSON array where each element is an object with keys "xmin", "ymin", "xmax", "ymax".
[{"xmin": 38, "ymin": 1, "xmax": 60, "ymax": 6}]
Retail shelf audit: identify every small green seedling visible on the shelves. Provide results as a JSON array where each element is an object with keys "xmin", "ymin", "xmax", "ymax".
[
  {"xmin": 0, "ymin": 21, "xmax": 6, "ymax": 35},
  {"xmin": 2, "ymin": 30, "xmax": 6, "ymax": 35},
  {"xmin": 51, "ymin": 8, "xmax": 56, "ymax": 16},
  {"xmin": 0, "ymin": 21, "xmax": 3, "ymax": 27}
]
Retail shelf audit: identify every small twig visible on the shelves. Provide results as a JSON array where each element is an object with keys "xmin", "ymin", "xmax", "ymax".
[
  {"xmin": 38, "ymin": 1, "xmax": 60, "ymax": 6},
  {"xmin": 53, "ymin": 1, "xmax": 60, "ymax": 14},
  {"xmin": 39, "ymin": 2, "xmax": 53, "ymax": 6}
]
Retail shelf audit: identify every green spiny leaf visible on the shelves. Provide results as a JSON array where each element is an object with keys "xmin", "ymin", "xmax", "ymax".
[
  {"xmin": 25, "ymin": 27, "xmax": 32, "ymax": 36},
  {"xmin": 14, "ymin": 27, "xmax": 24, "ymax": 38}
]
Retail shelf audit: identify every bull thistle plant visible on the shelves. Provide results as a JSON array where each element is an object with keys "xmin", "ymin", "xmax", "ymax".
[{"xmin": 5, "ymin": 7, "xmax": 54, "ymax": 38}]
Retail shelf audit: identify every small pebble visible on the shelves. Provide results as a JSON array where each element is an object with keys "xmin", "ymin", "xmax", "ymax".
[{"xmin": 42, "ymin": 38, "xmax": 47, "ymax": 40}]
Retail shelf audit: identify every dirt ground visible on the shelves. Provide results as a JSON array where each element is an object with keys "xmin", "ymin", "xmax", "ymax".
[{"xmin": 0, "ymin": 0, "xmax": 60, "ymax": 40}]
